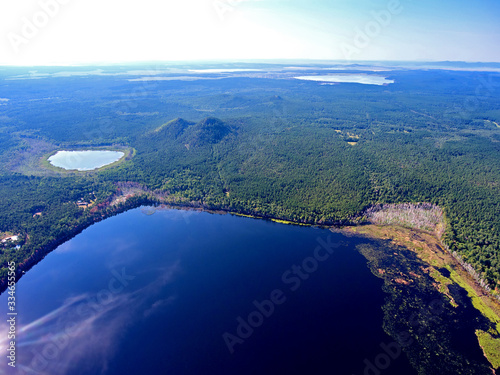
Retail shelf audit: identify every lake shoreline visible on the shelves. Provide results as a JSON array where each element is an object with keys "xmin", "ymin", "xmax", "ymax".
[
  {"xmin": 342, "ymin": 224, "xmax": 500, "ymax": 371},
  {"xmin": 2, "ymin": 190, "xmax": 499, "ymax": 370},
  {"xmin": 2, "ymin": 188, "xmax": 342, "ymax": 296},
  {"xmin": 41, "ymin": 145, "xmax": 134, "ymax": 173},
  {"xmin": 3, "ymin": 190, "xmax": 498, "ymax": 307}
]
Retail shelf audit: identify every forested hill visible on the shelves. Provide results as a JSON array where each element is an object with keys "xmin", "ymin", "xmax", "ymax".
[
  {"xmin": 153, "ymin": 118, "xmax": 195, "ymax": 139},
  {"xmin": 185, "ymin": 117, "xmax": 233, "ymax": 146},
  {"xmin": 0, "ymin": 65, "xmax": 499, "ymax": 295}
]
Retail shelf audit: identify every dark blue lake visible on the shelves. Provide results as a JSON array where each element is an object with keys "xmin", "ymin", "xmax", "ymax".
[{"xmin": 0, "ymin": 208, "xmax": 416, "ymax": 375}]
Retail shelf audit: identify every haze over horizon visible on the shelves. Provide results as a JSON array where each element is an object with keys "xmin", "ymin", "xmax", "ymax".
[{"xmin": 1, "ymin": 0, "xmax": 499, "ymax": 66}]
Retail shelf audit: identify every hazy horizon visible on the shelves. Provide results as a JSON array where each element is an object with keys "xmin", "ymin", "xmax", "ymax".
[
  {"xmin": 2, "ymin": 59, "xmax": 500, "ymax": 69},
  {"xmin": 1, "ymin": 0, "xmax": 499, "ymax": 66}
]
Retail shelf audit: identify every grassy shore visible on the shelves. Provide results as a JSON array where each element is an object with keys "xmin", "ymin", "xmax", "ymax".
[
  {"xmin": 476, "ymin": 330, "xmax": 500, "ymax": 370},
  {"xmin": 342, "ymin": 223, "xmax": 500, "ymax": 370}
]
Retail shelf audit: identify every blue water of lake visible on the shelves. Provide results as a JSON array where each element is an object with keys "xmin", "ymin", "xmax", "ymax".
[{"xmin": 0, "ymin": 208, "xmax": 416, "ymax": 375}]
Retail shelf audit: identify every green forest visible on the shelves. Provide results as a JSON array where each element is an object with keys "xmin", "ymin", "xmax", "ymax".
[{"xmin": 0, "ymin": 65, "xmax": 499, "ymax": 295}]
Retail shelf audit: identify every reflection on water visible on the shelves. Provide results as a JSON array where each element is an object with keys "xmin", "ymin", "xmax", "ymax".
[
  {"xmin": 48, "ymin": 150, "xmax": 124, "ymax": 171},
  {"xmin": 1, "ymin": 208, "xmax": 415, "ymax": 375},
  {"xmin": 294, "ymin": 74, "xmax": 394, "ymax": 85}
]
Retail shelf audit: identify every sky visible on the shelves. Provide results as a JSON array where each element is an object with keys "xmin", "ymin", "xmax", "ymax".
[{"xmin": 0, "ymin": 0, "xmax": 499, "ymax": 65}]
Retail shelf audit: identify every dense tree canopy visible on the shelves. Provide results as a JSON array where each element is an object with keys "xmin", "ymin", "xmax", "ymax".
[{"xmin": 0, "ymin": 65, "xmax": 499, "ymax": 293}]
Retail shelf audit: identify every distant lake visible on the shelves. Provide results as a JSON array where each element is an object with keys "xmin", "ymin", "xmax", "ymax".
[
  {"xmin": 0, "ymin": 208, "xmax": 416, "ymax": 375},
  {"xmin": 294, "ymin": 74, "xmax": 394, "ymax": 85},
  {"xmin": 48, "ymin": 150, "xmax": 124, "ymax": 171}
]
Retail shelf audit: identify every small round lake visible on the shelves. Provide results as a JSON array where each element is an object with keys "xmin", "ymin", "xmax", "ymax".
[{"xmin": 48, "ymin": 150, "xmax": 125, "ymax": 171}]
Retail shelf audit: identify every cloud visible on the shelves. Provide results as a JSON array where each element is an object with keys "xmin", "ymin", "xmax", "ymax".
[
  {"xmin": 0, "ymin": 261, "xmax": 181, "ymax": 375},
  {"xmin": 144, "ymin": 296, "xmax": 176, "ymax": 318}
]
